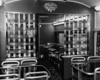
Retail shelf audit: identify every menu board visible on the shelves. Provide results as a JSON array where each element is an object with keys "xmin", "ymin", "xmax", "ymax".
[{"xmin": 5, "ymin": 12, "xmax": 36, "ymax": 58}]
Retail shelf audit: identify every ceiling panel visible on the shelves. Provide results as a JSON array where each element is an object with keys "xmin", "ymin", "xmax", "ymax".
[
  {"xmin": 40, "ymin": 0, "xmax": 100, "ymax": 7},
  {"xmin": 3, "ymin": 0, "xmax": 100, "ymax": 7}
]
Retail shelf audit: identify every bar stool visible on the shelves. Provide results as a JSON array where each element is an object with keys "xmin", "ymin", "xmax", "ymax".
[
  {"xmin": 87, "ymin": 56, "xmax": 100, "ymax": 62},
  {"xmin": 94, "ymin": 67, "xmax": 100, "ymax": 80},
  {"xmin": 71, "ymin": 57, "xmax": 86, "ymax": 68},
  {"xmin": 87, "ymin": 56, "xmax": 100, "ymax": 71},
  {"xmin": 1, "ymin": 61, "xmax": 20, "ymax": 74},
  {"xmin": 24, "ymin": 65, "xmax": 51, "ymax": 80},
  {"xmin": 1, "ymin": 60, "xmax": 20, "ymax": 68},
  {"xmin": 21, "ymin": 59, "xmax": 37, "ymax": 70},
  {"xmin": 21, "ymin": 59, "xmax": 37, "ymax": 77},
  {"xmin": 21, "ymin": 59, "xmax": 37, "ymax": 66},
  {"xmin": 25, "ymin": 71, "xmax": 49, "ymax": 80},
  {"xmin": 0, "ymin": 74, "xmax": 19, "ymax": 80},
  {"xmin": 71, "ymin": 57, "xmax": 86, "ymax": 80}
]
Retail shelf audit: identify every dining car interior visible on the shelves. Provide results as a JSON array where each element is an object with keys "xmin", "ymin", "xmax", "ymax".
[{"xmin": 1, "ymin": 0, "xmax": 100, "ymax": 80}]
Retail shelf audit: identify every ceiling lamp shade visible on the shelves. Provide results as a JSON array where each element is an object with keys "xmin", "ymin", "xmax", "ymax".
[{"xmin": 95, "ymin": 5, "xmax": 100, "ymax": 11}]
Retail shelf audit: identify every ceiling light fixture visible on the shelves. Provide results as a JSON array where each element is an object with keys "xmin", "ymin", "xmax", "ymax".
[
  {"xmin": 95, "ymin": 5, "xmax": 100, "ymax": 11},
  {"xmin": 53, "ymin": 21, "xmax": 65, "ymax": 26}
]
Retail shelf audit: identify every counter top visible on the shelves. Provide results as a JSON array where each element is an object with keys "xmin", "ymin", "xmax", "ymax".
[{"xmin": 62, "ymin": 55, "xmax": 88, "ymax": 58}]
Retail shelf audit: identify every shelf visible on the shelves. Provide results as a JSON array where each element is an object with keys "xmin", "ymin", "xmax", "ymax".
[
  {"xmin": 5, "ymin": 12, "xmax": 36, "ymax": 58},
  {"xmin": 6, "ymin": 57, "xmax": 36, "ymax": 61},
  {"xmin": 63, "ymin": 15, "xmax": 89, "ymax": 55}
]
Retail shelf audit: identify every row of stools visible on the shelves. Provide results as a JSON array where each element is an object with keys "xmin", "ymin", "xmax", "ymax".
[
  {"xmin": 0, "ymin": 58, "xmax": 50, "ymax": 80},
  {"xmin": 71, "ymin": 56, "xmax": 100, "ymax": 80}
]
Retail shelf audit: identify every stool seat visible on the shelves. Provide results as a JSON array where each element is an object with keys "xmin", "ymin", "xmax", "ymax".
[
  {"xmin": 0, "ymin": 74, "xmax": 19, "ymax": 80},
  {"xmin": 1, "ymin": 61, "xmax": 19, "ymax": 68},
  {"xmin": 25, "ymin": 71, "xmax": 49, "ymax": 80},
  {"xmin": 21, "ymin": 59, "xmax": 37, "ymax": 66}
]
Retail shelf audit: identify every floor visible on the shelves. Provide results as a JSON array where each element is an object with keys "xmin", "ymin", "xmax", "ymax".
[{"xmin": 38, "ymin": 58, "xmax": 62, "ymax": 80}]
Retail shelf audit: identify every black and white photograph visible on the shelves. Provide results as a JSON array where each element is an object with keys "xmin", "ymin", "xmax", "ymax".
[{"xmin": 0, "ymin": 0, "xmax": 99, "ymax": 80}]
